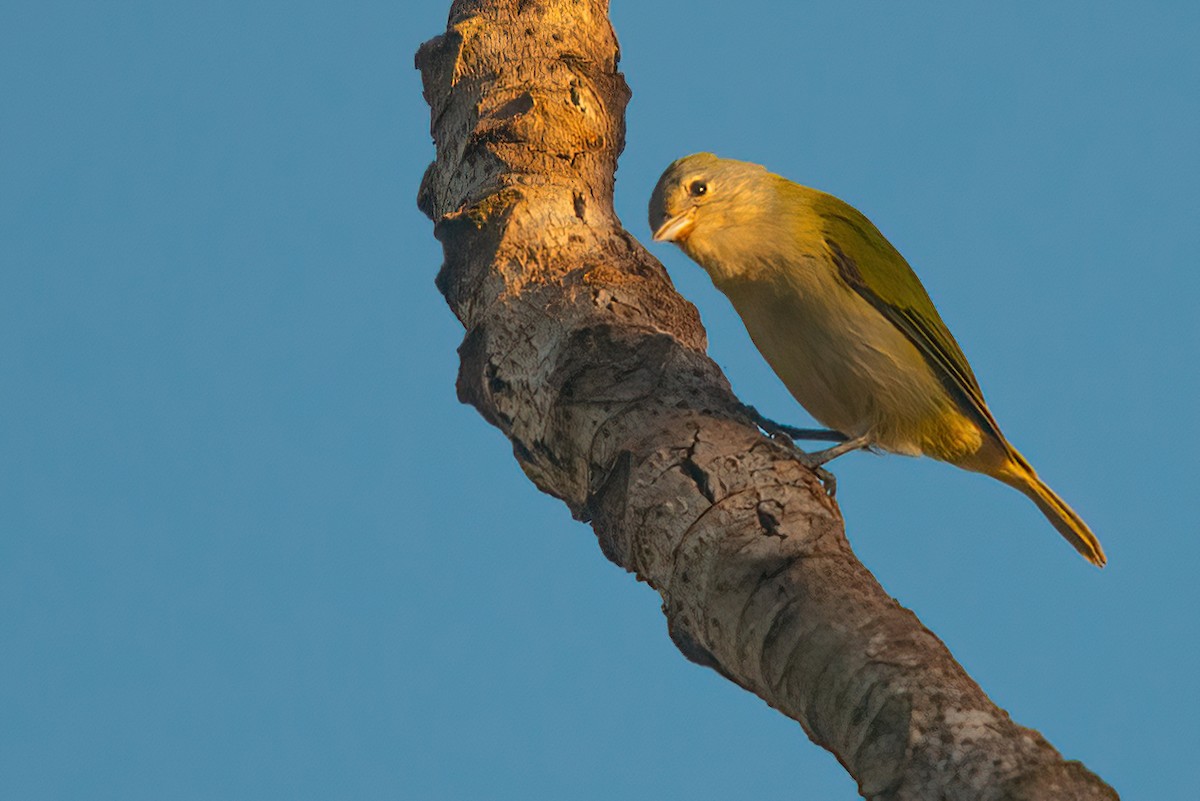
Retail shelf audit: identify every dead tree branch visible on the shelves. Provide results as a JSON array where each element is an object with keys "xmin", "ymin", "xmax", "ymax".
[{"xmin": 415, "ymin": 1, "xmax": 1117, "ymax": 798}]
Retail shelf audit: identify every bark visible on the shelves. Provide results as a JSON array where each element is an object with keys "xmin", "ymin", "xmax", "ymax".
[{"xmin": 415, "ymin": 2, "xmax": 1118, "ymax": 798}]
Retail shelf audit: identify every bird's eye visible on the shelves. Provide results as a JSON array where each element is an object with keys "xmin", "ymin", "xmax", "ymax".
[{"xmin": 688, "ymin": 180, "xmax": 708, "ymax": 198}]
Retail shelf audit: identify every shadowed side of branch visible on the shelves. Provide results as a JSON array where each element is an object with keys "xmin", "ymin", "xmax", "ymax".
[{"xmin": 415, "ymin": 1, "xmax": 1118, "ymax": 798}]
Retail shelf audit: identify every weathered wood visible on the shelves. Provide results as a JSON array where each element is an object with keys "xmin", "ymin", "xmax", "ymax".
[{"xmin": 416, "ymin": 2, "xmax": 1117, "ymax": 798}]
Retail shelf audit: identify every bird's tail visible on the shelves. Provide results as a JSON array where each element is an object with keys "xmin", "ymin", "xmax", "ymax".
[{"xmin": 997, "ymin": 452, "xmax": 1106, "ymax": 567}]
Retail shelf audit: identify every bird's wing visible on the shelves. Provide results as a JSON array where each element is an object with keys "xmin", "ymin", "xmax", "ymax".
[{"xmin": 814, "ymin": 194, "xmax": 1007, "ymax": 446}]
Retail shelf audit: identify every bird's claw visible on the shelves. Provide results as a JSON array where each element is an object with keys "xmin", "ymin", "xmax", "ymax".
[
  {"xmin": 738, "ymin": 403, "xmax": 857, "ymax": 497},
  {"xmin": 798, "ymin": 455, "xmax": 838, "ymax": 497},
  {"xmin": 761, "ymin": 431, "xmax": 839, "ymax": 496}
]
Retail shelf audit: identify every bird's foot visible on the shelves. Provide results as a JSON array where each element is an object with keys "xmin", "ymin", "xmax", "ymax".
[
  {"xmin": 804, "ymin": 461, "xmax": 839, "ymax": 497},
  {"xmin": 792, "ymin": 434, "xmax": 875, "ymax": 497},
  {"xmin": 752, "ymin": 429, "xmax": 847, "ymax": 497},
  {"xmin": 736, "ymin": 404, "xmax": 871, "ymax": 497}
]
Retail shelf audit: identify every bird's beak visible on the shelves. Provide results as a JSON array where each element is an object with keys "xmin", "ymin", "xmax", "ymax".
[{"xmin": 652, "ymin": 208, "xmax": 696, "ymax": 243}]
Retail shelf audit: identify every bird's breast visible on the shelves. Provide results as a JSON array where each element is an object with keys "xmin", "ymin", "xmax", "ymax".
[{"xmin": 717, "ymin": 261, "xmax": 979, "ymax": 458}]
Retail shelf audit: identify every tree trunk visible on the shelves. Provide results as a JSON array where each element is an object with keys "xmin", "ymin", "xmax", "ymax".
[{"xmin": 414, "ymin": 1, "xmax": 1118, "ymax": 798}]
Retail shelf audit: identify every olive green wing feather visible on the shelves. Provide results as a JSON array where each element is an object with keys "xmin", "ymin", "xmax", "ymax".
[{"xmin": 813, "ymin": 193, "xmax": 1007, "ymax": 446}]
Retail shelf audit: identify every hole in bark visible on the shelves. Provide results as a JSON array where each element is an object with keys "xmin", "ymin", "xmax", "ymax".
[
  {"xmin": 493, "ymin": 92, "xmax": 534, "ymax": 120},
  {"xmin": 486, "ymin": 361, "xmax": 509, "ymax": 396},
  {"xmin": 681, "ymin": 458, "xmax": 715, "ymax": 504},
  {"xmin": 756, "ymin": 500, "xmax": 784, "ymax": 538}
]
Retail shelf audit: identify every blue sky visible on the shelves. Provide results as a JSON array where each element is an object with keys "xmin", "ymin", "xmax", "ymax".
[{"xmin": 2, "ymin": 2, "xmax": 1197, "ymax": 798}]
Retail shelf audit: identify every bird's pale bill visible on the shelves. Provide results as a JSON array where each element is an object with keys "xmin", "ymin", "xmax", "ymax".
[{"xmin": 651, "ymin": 208, "xmax": 695, "ymax": 243}]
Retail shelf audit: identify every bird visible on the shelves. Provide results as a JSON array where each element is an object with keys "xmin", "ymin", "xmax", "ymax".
[{"xmin": 648, "ymin": 152, "xmax": 1105, "ymax": 567}]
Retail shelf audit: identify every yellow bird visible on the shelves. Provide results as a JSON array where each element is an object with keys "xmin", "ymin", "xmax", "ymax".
[{"xmin": 649, "ymin": 153, "xmax": 1105, "ymax": 566}]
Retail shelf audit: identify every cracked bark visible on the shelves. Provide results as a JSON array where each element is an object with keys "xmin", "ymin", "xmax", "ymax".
[{"xmin": 415, "ymin": 2, "xmax": 1118, "ymax": 798}]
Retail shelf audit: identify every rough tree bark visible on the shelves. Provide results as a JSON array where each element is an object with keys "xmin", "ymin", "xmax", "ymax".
[{"xmin": 415, "ymin": 1, "xmax": 1118, "ymax": 798}]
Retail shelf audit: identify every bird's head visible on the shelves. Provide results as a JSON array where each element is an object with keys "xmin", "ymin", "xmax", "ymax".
[{"xmin": 648, "ymin": 153, "xmax": 773, "ymax": 249}]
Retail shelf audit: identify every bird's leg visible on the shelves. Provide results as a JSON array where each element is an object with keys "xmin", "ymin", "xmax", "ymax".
[
  {"xmin": 788, "ymin": 433, "xmax": 873, "ymax": 497},
  {"xmin": 739, "ymin": 403, "xmax": 847, "ymax": 443},
  {"xmin": 798, "ymin": 433, "xmax": 873, "ymax": 468}
]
